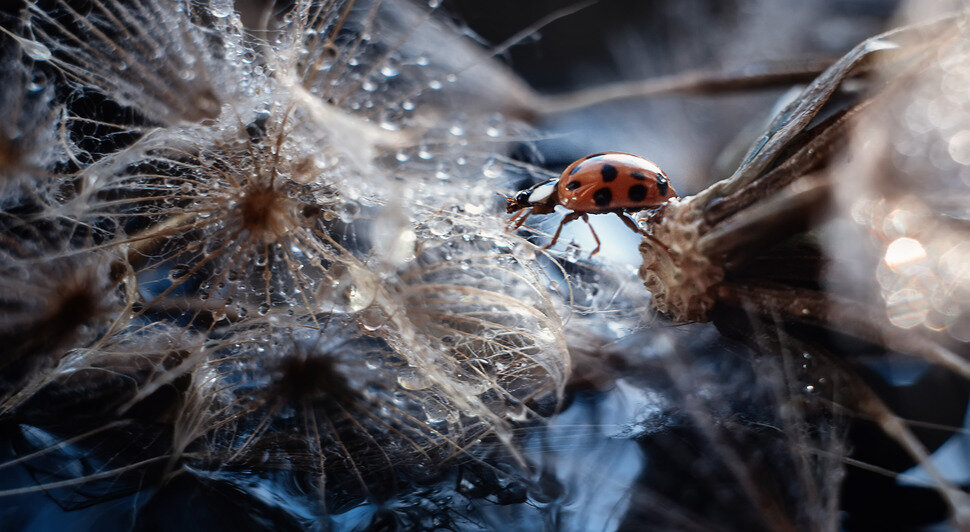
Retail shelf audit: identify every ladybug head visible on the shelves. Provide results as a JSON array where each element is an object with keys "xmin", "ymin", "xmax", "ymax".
[{"xmin": 505, "ymin": 190, "xmax": 531, "ymax": 214}]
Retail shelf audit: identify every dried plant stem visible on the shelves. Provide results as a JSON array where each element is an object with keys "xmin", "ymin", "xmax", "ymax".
[
  {"xmin": 852, "ymin": 386, "xmax": 970, "ymax": 525},
  {"xmin": 535, "ymin": 57, "xmax": 836, "ymax": 115},
  {"xmin": 697, "ymin": 174, "xmax": 829, "ymax": 261},
  {"xmin": 718, "ymin": 283, "xmax": 970, "ymax": 380}
]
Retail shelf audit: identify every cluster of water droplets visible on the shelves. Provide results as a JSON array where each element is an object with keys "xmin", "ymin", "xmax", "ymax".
[
  {"xmin": 0, "ymin": 0, "xmax": 579, "ymax": 513},
  {"xmin": 0, "ymin": 49, "xmax": 66, "ymax": 197},
  {"xmin": 24, "ymin": 0, "xmax": 259, "ymax": 125}
]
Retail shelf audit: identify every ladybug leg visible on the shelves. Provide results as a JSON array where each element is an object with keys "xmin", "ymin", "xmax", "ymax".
[
  {"xmin": 615, "ymin": 212, "xmax": 644, "ymax": 235},
  {"xmin": 507, "ymin": 208, "xmax": 532, "ymax": 231},
  {"xmin": 617, "ymin": 212, "xmax": 671, "ymax": 254},
  {"xmin": 541, "ymin": 211, "xmax": 582, "ymax": 251},
  {"xmin": 581, "ymin": 213, "xmax": 601, "ymax": 256}
]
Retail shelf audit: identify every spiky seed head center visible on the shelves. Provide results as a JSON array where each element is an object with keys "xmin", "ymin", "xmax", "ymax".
[{"xmin": 238, "ymin": 184, "xmax": 289, "ymax": 241}]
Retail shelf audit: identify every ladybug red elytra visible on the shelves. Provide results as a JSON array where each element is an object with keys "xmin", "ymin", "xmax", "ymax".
[{"xmin": 505, "ymin": 152, "xmax": 677, "ymax": 255}]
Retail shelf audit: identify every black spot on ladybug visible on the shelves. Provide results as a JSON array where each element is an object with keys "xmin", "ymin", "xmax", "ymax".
[
  {"xmin": 631, "ymin": 171, "xmax": 647, "ymax": 180},
  {"xmin": 601, "ymin": 164, "xmax": 618, "ymax": 182},
  {"xmin": 656, "ymin": 176, "xmax": 669, "ymax": 196},
  {"xmin": 593, "ymin": 187, "xmax": 612, "ymax": 207},
  {"xmin": 628, "ymin": 184, "xmax": 648, "ymax": 202},
  {"xmin": 565, "ymin": 180, "xmax": 581, "ymax": 190}
]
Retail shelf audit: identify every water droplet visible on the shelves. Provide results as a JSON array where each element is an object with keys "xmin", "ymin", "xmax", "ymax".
[
  {"xmin": 170, "ymin": 264, "xmax": 191, "ymax": 280},
  {"xmin": 380, "ymin": 64, "xmax": 399, "ymax": 78},
  {"xmin": 398, "ymin": 369, "xmax": 431, "ymax": 390},
  {"xmin": 345, "ymin": 267, "xmax": 377, "ymax": 312},
  {"xmin": 427, "ymin": 218, "xmax": 452, "ymax": 236},
  {"xmin": 210, "ymin": 0, "xmax": 234, "ymax": 18},
  {"xmin": 337, "ymin": 201, "xmax": 360, "ymax": 223},
  {"xmin": 17, "ymin": 37, "xmax": 51, "ymax": 61},
  {"xmin": 483, "ymin": 159, "xmax": 503, "ymax": 178},
  {"xmin": 504, "ymin": 398, "xmax": 529, "ymax": 422},
  {"xmin": 424, "ymin": 402, "xmax": 452, "ymax": 424},
  {"xmin": 364, "ymin": 352, "xmax": 383, "ymax": 369},
  {"xmin": 359, "ymin": 306, "xmax": 385, "ymax": 331},
  {"xmin": 316, "ymin": 44, "xmax": 339, "ymax": 70},
  {"xmin": 435, "ymin": 161, "xmax": 453, "ymax": 180},
  {"xmin": 486, "ymin": 114, "xmax": 504, "ymax": 138},
  {"xmin": 512, "ymin": 243, "xmax": 535, "ymax": 261}
]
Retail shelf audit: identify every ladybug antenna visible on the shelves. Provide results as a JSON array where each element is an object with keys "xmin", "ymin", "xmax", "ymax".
[{"xmin": 499, "ymin": 191, "xmax": 526, "ymax": 214}]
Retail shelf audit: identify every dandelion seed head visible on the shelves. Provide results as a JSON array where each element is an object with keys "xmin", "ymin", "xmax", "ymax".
[
  {"xmin": 25, "ymin": 0, "xmax": 255, "ymax": 125},
  {"xmin": 0, "ymin": 240, "xmax": 125, "ymax": 401},
  {"xmin": 0, "ymin": 0, "xmax": 573, "ymax": 513}
]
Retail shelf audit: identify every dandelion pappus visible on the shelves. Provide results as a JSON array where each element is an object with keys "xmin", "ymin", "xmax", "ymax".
[{"xmin": 505, "ymin": 152, "xmax": 677, "ymax": 255}]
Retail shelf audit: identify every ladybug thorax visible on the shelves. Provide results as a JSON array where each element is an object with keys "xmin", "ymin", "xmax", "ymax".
[
  {"xmin": 507, "ymin": 178, "xmax": 559, "ymax": 214},
  {"xmin": 526, "ymin": 180, "xmax": 558, "ymax": 205},
  {"xmin": 556, "ymin": 152, "xmax": 675, "ymax": 212}
]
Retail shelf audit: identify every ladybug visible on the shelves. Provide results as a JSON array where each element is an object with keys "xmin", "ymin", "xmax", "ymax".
[{"xmin": 505, "ymin": 152, "xmax": 677, "ymax": 255}]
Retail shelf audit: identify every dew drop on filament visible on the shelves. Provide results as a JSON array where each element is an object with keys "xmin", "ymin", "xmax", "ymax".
[
  {"xmin": 209, "ymin": 0, "xmax": 234, "ymax": 18},
  {"xmin": 15, "ymin": 36, "xmax": 52, "ymax": 62}
]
